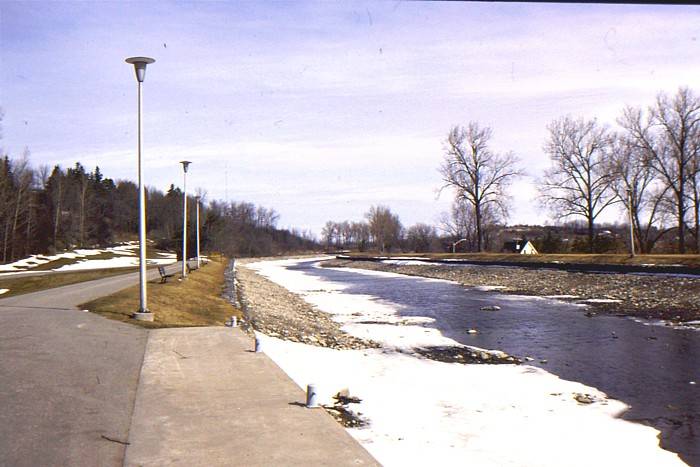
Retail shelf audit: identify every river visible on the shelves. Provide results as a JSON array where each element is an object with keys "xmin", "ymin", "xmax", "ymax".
[{"xmin": 287, "ymin": 260, "xmax": 700, "ymax": 466}]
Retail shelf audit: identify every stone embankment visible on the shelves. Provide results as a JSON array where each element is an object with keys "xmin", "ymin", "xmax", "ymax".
[{"xmin": 322, "ymin": 258, "xmax": 700, "ymax": 323}]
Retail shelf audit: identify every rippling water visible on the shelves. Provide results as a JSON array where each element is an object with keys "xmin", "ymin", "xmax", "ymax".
[{"xmin": 289, "ymin": 261, "xmax": 700, "ymax": 466}]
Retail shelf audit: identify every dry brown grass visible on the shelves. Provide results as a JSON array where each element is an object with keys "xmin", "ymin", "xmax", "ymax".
[
  {"xmin": 0, "ymin": 268, "xmax": 138, "ymax": 298},
  {"xmin": 81, "ymin": 257, "xmax": 242, "ymax": 328},
  {"xmin": 349, "ymin": 252, "xmax": 700, "ymax": 267}
]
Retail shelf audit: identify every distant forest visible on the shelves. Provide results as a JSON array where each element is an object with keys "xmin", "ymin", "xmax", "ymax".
[{"xmin": 0, "ymin": 154, "xmax": 317, "ymax": 263}]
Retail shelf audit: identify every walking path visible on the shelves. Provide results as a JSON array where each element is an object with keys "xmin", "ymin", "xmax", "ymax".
[
  {"xmin": 125, "ymin": 327, "xmax": 378, "ymax": 466},
  {"xmin": 0, "ymin": 263, "xmax": 377, "ymax": 466}
]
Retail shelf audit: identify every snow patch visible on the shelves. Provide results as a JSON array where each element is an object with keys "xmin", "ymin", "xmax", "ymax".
[
  {"xmin": 0, "ymin": 289, "xmax": 8, "ymax": 295},
  {"xmin": 0, "ymin": 242, "xmax": 175, "ymax": 273},
  {"xmin": 473, "ymin": 285, "xmax": 507, "ymax": 291}
]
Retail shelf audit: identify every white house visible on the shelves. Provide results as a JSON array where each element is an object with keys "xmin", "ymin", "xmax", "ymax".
[{"xmin": 502, "ymin": 239, "xmax": 539, "ymax": 255}]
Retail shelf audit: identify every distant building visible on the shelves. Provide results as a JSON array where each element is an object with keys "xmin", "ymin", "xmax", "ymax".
[{"xmin": 502, "ymin": 239, "xmax": 539, "ymax": 255}]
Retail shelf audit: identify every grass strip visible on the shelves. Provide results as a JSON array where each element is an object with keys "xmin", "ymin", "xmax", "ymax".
[
  {"xmin": 81, "ymin": 257, "xmax": 242, "ymax": 328},
  {"xmin": 0, "ymin": 268, "xmax": 139, "ymax": 298}
]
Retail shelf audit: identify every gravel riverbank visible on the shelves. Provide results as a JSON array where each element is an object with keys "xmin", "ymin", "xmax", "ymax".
[
  {"xmin": 235, "ymin": 260, "xmax": 376, "ymax": 350},
  {"xmin": 321, "ymin": 259, "xmax": 700, "ymax": 323},
  {"xmin": 234, "ymin": 258, "xmax": 522, "ymax": 364}
]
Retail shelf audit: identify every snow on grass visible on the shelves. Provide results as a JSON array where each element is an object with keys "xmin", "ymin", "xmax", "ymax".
[
  {"xmin": 544, "ymin": 294, "xmax": 580, "ymax": 299},
  {"xmin": 0, "ymin": 289, "xmax": 8, "ymax": 294},
  {"xmin": 52, "ymin": 254, "xmax": 175, "ymax": 271},
  {"xmin": 0, "ymin": 242, "xmax": 176, "ymax": 273},
  {"xmin": 246, "ymin": 258, "xmax": 684, "ymax": 467}
]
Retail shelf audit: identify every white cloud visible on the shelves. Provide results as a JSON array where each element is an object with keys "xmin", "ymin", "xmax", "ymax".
[{"xmin": 2, "ymin": 2, "xmax": 700, "ymax": 234}]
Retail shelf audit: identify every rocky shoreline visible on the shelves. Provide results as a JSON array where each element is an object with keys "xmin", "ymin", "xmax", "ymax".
[
  {"xmin": 234, "ymin": 260, "xmax": 377, "ymax": 350},
  {"xmin": 233, "ymin": 258, "xmax": 520, "ymax": 364},
  {"xmin": 321, "ymin": 258, "xmax": 700, "ymax": 323}
]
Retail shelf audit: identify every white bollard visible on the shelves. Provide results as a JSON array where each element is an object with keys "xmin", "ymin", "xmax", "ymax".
[
  {"xmin": 306, "ymin": 384, "xmax": 319, "ymax": 408},
  {"xmin": 230, "ymin": 316, "xmax": 237, "ymax": 327},
  {"xmin": 255, "ymin": 337, "xmax": 263, "ymax": 353}
]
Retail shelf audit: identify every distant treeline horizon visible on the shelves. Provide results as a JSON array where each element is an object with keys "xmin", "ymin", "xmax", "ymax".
[{"xmin": 0, "ymin": 153, "xmax": 317, "ymax": 263}]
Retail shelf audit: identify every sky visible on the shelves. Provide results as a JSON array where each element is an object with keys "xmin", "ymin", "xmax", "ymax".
[{"xmin": 1, "ymin": 1, "xmax": 699, "ymax": 236}]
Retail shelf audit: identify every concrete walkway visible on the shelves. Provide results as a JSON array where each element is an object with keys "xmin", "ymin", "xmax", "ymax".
[
  {"xmin": 125, "ymin": 326, "xmax": 378, "ymax": 466},
  {"xmin": 0, "ymin": 266, "xmax": 181, "ymax": 467}
]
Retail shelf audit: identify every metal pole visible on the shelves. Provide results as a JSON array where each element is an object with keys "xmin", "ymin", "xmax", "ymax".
[
  {"xmin": 628, "ymin": 189, "xmax": 635, "ymax": 257},
  {"xmin": 137, "ymin": 81, "xmax": 149, "ymax": 313},
  {"xmin": 182, "ymin": 170, "xmax": 188, "ymax": 278},
  {"xmin": 196, "ymin": 197, "xmax": 201, "ymax": 268}
]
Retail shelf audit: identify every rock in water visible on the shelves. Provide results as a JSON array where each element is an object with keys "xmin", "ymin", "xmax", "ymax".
[{"xmin": 480, "ymin": 305, "xmax": 501, "ymax": 311}]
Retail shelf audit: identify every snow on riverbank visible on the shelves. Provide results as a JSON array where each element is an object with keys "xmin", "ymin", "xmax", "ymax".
[{"xmin": 247, "ymin": 258, "xmax": 685, "ymax": 467}]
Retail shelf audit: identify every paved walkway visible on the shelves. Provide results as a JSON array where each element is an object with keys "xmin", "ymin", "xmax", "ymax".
[
  {"xmin": 0, "ymin": 266, "xmax": 177, "ymax": 467},
  {"xmin": 0, "ymin": 265, "xmax": 378, "ymax": 466},
  {"xmin": 125, "ymin": 326, "xmax": 378, "ymax": 466}
]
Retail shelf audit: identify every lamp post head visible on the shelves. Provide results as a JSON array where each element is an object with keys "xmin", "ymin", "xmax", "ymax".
[
  {"xmin": 125, "ymin": 56, "xmax": 155, "ymax": 83},
  {"xmin": 180, "ymin": 160, "xmax": 192, "ymax": 173}
]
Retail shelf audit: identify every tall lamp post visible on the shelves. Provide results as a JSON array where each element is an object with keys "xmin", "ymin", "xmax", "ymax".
[
  {"xmin": 125, "ymin": 56, "xmax": 155, "ymax": 321},
  {"xmin": 195, "ymin": 195, "xmax": 201, "ymax": 269},
  {"xmin": 180, "ymin": 160, "xmax": 192, "ymax": 278}
]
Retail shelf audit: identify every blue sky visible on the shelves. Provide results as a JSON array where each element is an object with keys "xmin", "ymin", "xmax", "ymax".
[{"xmin": 1, "ymin": 1, "xmax": 699, "ymax": 235}]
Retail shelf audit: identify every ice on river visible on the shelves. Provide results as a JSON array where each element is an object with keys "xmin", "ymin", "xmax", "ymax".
[{"xmin": 246, "ymin": 258, "xmax": 685, "ymax": 467}]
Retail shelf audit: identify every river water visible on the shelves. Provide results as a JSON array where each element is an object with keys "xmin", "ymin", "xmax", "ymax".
[{"xmin": 288, "ymin": 260, "xmax": 700, "ymax": 466}]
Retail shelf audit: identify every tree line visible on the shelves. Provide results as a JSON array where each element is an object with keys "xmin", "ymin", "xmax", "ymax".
[
  {"xmin": 325, "ymin": 86, "xmax": 700, "ymax": 255},
  {"xmin": 0, "ymin": 151, "xmax": 316, "ymax": 264},
  {"xmin": 322, "ymin": 205, "xmax": 440, "ymax": 253},
  {"xmin": 437, "ymin": 86, "xmax": 700, "ymax": 254}
]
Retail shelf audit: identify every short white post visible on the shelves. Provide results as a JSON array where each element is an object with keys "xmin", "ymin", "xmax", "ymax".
[
  {"xmin": 306, "ymin": 384, "xmax": 318, "ymax": 408},
  {"xmin": 255, "ymin": 337, "xmax": 263, "ymax": 353}
]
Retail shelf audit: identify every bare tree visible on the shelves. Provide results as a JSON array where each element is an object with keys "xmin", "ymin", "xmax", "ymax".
[
  {"xmin": 688, "ymin": 149, "xmax": 700, "ymax": 252},
  {"xmin": 539, "ymin": 116, "xmax": 616, "ymax": 252},
  {"xmin": 606, "ymin": 134, "xmax": 671, "ymax": 253},
  {"xmin": 439, "ymin": 123, "xmax": 522, "ymax": 252},
  {"xmin": 405, "ymin": 223, "xmax": 438, "ymax": 253},
  {"xmin": 351, "ymin": 221, "xmax": 370, "ymax": 251},
  {"xmin": 6, "ymin": 149, "xmax": 34, "ymax": 260},
  {"xmin": 321, "ymin": 221, "xmax": 337, "ymax": 250},
  {"xmin": 618, "ymin": 88, "xmax": 700, "ymax": 253},
  {"xmin": 365, "ymin": 205, "xmax": 402, "ymax": 253},
  {"xmin": 438, "ymin": 197, "xmax": 500, "ymax": 252}
]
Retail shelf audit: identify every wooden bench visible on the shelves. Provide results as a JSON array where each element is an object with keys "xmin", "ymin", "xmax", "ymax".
[{"xmin": 158, "ymin": 266, "xmax": 175, "ymax": 283}]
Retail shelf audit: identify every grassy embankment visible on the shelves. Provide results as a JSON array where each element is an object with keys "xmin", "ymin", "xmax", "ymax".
[
  {"xmin": 81, "ymin": 255, "xmax": 242, "ymax": 328},
  {"xmin": 346, "ymin": 252, "xmax": 700, "ymax": 267}
]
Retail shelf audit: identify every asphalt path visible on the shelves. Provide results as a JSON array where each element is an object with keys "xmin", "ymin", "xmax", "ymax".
[{"xmin": 0, "ymin": 263, "xmax": 179, "ymax": 467}]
